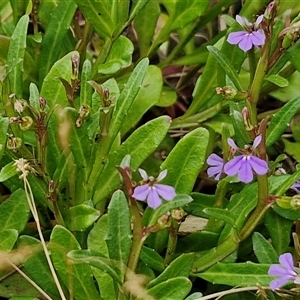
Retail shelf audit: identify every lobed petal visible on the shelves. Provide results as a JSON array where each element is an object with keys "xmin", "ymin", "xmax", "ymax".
[
  {"xmin": 227, "ymin": 138, "xmax": 238, "ymax": 150},
  {"xmin": 268, "ymin": 264, "xmax": 296, "ymax": 277},
  {"xmin": 155, "ymin": 184, "xmax": 176, "ymax": 201},
  {"xmin": 224, "ymin": 156, "xmax": 243, "ymax": 176},
  {"xmin": 207, "ymin": 153, "xmax": 223, "ymax": 165},
  {"xmin": 147, "ymin": 188, "xmax": 162, "ymax": 209},
  {"xmin": 238, "ymin": 34, "xmax": 253, "ymax": 52},
  {"xmin": 227, "ymin": 31, "xmax": 247, "ymax": 45},
  {"xmin": 269, "ymin": 276, "xmax": 293, "ymax": 291},
  {"xmin": 138, "ymin": 168, "xmax": 149, "ymax": 181},
  {"xmin": 238, "ymin": 157, "xmax": 253, "ymax": 183},
  {"xmin": 157, "ymin": 169, "xmax": 168, "ymax": 182},
  {"xmin": 251, "ymin": 31, "xmax": 265, "ymax": 46},
  {"xmin": 236, "ymin": 15, "xmax": 250, "ymax": 28},
  {"xmin": 255, "ymin": 15, "xmax": 264, "ymax": 28},
  {"xmin": 248, "ymin": 155, "xmax": 268, "ymax": 175},
  {"xmin": 207, "ymin": 165, "xmax": 223, "ymax": 180},
  {"xmin": 252, "ymin": 135, "xmax": 262, "ymax": 149},
  {"xmin": 279, "ymin": 253, "xmax": 296, "ymax": 272},
  {"xmin": 132, "ymin": 184, "xmax": 150, "ymax": 201}
]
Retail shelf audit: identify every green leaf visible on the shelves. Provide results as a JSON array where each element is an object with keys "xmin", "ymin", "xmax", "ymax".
[
  {"xmin": 29, "ymin": 83, "xmax": 40, "ymax": 112},
  {"xmin": 0, "ymin": 161, "xmax": 18, "ymax": 182},
  {"xmin": 144, "ymin": 277, "xmax": 192, "ymax": 300},
  {"xmin": 0, "ymin": 229, "xmax": 18, "ymax": 251},
  {"xmin": 39, "ymin": 0, "xmax": 77, "ymax": 84},
  {"xmin": 196, "ymin": 262, "xmax": 271, "ymax": 286},
  {"xmin": 64, "ymin": 204, "xmax": 100, "ymax": 231},
  {"xmin": 0, "ymin": 117, "xmax": 9, "ymax": 159},
  {"xmin": 79, "ymin": 60, "xmax": 93, "ymax": 106},
  {"xmin": 185, "ymin": 293, "xmax": 203, "ymax": 300},
  {"xmin": 6, "ymin": 15, "xmax": 29, "ymax": 98},
  {"xmin": 265, "ymin": 210, "xmax": 293, "ymax": 254},
  {"xmin": 207, "ymin": 46, "xmax": 243, "ymax": 91},
  {"xmin": 73, "ymin": 0, "xmax": 114, "ymax": 39},
  {"xmin": 147, "ymin": 194, "xmax": 193, "ymax": 227},
  {"xmin": 40, "ymin": 51, "xmax": 79, "ymax": 107},
  {"xmin": 108, "ymin": 58, "xmax": 149, "ymax": 145},
  {"xmin": 50, "ymin": 226, "xmax": 101, "ymax": 300},
  {"xmin": 266, "ymin": 96, "xmax": 300, "ymax": 147},
  {"xmin": 203, "ymin": 208, "xmax": 236, "ymax": 227},
  {"xmin": 17, "ymin": 235, "xmax": 60, "ymax": 299},
  {"xmin": 121, "ymin": 65, "xmax": 163, "ymax": 135},
  {"xmin": 93, "ymin": 116, "xmax": 171, "ymax": 204},
  {"xmin": 134, "ymin": 0, "xmax": 160, "ymax": 57},
  {"xmin": 140, "ymin": 246, "xmax": 165, "ymax": 273},
  {"xmin": 105, "ymin": 190, "xmax": 131, "ymax": 278},
  {"xmin": 98, "ymin": 36, "xmax": 133, "ymax": 75},
  {"xmin": 156, "ymin": 86, "xmax": 177, "ymax": 107},
  {"xmin": 252, "ymin": 232, "xmax": 278, "ymax": 264},
  {"xmin": 147, "ymin": 253, "xmax": 194, "ymax": 288},
  {"xmin": 0, "ymin": 189, "xmax": 30, "ymax": 232},
  {"xmin": 160, "ymin": 128, "xmax": 209, "ymax": 194},
  {"xmin": 67, "ymin": 249, "xmax": 123, "ymax": 285},
  {"xmin": 265, "ymin": 74, "xmax": 289, "ymax": 87}
]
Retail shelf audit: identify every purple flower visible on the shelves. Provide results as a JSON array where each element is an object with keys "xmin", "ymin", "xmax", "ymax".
[
  {"xmin": 132, "ymin": 169, "xmax": 176, "ymax": 209},
  {"xmin": 207, "ymin": 154, "xmax": 224, "ymax": 180},
  {"xmin": 227, "ymin": 15, "xmax": 265, "ymax": 52},
  {"xmin": 268, "ymin": 253, "xmax": 300, "ymax": 290},
  {"xmin": 224, "ymin": 135, "xmax": 269, "ymax": 183},
  {"xmin": 290, "ymin": 181, "xmax": 300, "ymax": 194}
]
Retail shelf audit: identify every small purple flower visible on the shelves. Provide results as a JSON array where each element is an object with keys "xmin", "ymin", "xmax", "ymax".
[
  {"xmin": 207, "ymin": 154, "xmax": 224, "ymax": 180},
  {"xmin": 227, "ymin": 15, "xmax": 265, "ymax": 52},
  {"xmin": 132, "ymin": 169, "xmax": 176, "ymax": 209},
  {"xmin": 268, "ymin": 253, "xmax": 300, "ymax": 290},
  {"xmin": 224, "ymin": 135, "xmax": 269, "ymax": 183},
  {"xmin": 290, "ymin": 181, "xmax": 300, "ymax": 194}
]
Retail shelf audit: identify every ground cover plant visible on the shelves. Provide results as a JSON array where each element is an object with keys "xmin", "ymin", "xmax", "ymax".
[{"xmin": 1, "ymin": 0, "xmax": 300, "ymax": 299}]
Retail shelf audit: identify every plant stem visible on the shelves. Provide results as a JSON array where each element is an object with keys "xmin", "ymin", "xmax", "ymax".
[
  {"xmin": 240, "ymin": 175, "xmax": 270, "ymax": 241},
  {"xmin": 127, "ymin": 197, "xmax": 146, "ymax": 272},
  {"xmin": 197, "ymin": 286, "xmax": 270, "ymax": 300},
  {"xmin": 24, "ymin": 177, "xmax": 67, "ymax": 300},
  {"xmin": 164, "ymin": 219, "xmax": 179, "ymax": 266}
]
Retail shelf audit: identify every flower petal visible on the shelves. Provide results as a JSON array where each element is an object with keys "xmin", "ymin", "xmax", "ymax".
[
  {"xmin": 252, "ymin": 135, "xmax": 262, "ymax": 149},
  {"xmin": 227, "ymin": 31, "xmax": 247, "ymax": 45},
  {"xmin": 269, "ymin": 276, "xmax": 292, "ymax": 291},
  {"xmin": 207, "ymin": 166, "xmax": 223, "ymax": 180},
  {"xmin": 238, "ymin": 34, "xmax": 253, "ymax": 52},
  {"xmin": 248, "ymin": 155, "xmax": 268, "ymax": 175},
  {"xmin": 251, "ymin": 31, "xmax": 265, "ymax": 46},
  {"xmin": 236, "ymin": 15, "xmax": 250, "ymax": 28},
  {"xmin": 268, "ymin": 265, "xmax": 296, "ymax": 277},
  {"xmin": 238, "ymin": 157, "xmax": 253, "ymax": 183},
  {"xmin": 224, "ymin": 156, "xmax": 243, "ymax": 176},
  {"xmin": 279, "ymin": 253, "xmax": 295, "ymax": 271},
  {"xmin": 132, "ymin": 185, "xmax": 149, "ymax": 201},
  {"xmin": 157, "ymin": 169, "xmax": 168, "ymax": 181},
  {"xmin": 138, "ymin": 168, "xmax": 149, "ymax": 181},
  {"xmin": 227, "ymin": 138, "xmax": 239, "ymax": 150},
  {"xmin": 155, "ymin": 184, "xmax": 176, "ymax": 201},
  {"xmin": 255, "ymin": 15, "xmax": 264, "ymax": 28},
  {"xmin": 147, "ymin": 188, "xmax": 162, "ymax": 209},
  {"xmin": 207, "ymin": 153, "xmax": 223, "ymax": 165}
]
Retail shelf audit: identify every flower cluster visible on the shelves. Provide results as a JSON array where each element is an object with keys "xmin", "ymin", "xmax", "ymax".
[
  {"xmin": 206, "ymin": 135, "xmax": 269, "ymax": 183},
  {"xmin": 227, "ymin": 15, "xmax": 265, "ymax": 52},
  {"xmin": 268, "ymin": 253, "xmax": 300, "ymax": 290},
  {"xmin": 132, "ymin": 169, "xmax": 176, "ymax": 209}
]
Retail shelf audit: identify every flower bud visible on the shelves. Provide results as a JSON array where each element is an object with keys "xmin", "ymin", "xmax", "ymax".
[
  {"xmin": 264, "ymin": 1, "xmax": 276, "ymax": 20},
  {"xmin": 39, "ymin": 97, "xmax": 46, "ymax": 111},
  {"xmin": 71, "ymin": 54, "xmax": 80, "ymax": 80},
  {"xmin": 171, "ymin": 208, "xmax": 186, "ymax": 223},
  {"xmin": 242, "ymin": 107, "xmax": 254, "ymax": 130}
]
